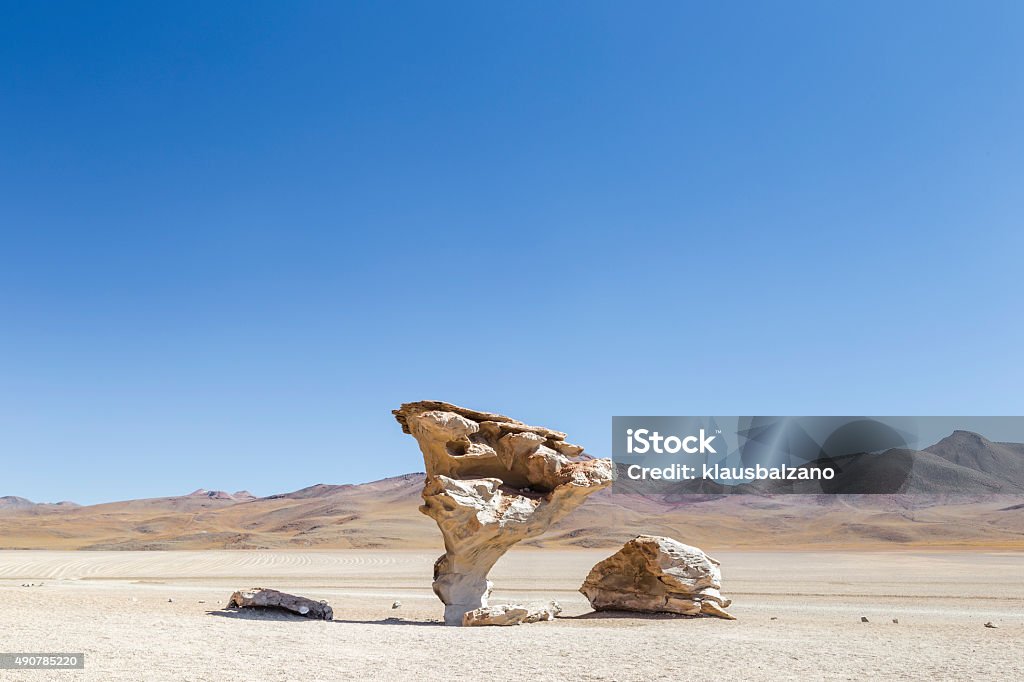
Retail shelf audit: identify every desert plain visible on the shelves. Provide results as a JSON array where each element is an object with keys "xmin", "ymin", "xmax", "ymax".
[
  {"xmin": 0, "ymin": 548, "xmax": 1021, "ymax": 681},
  {"xmin": 3, "ymin": 422, "xmax": 1024, "ymax": 681}
]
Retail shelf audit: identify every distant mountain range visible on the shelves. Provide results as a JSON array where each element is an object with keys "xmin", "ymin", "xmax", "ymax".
[
  {"xmin": 0, "ymin": 496, "xmax": 79, "ymax": 510},
  {"xmin": 185, "ymin": 489, "xmax": 256, "ymax": 501},
  {"xmin": 1, "ymin": 432, "xmax": 1022, "ymax": 551}
]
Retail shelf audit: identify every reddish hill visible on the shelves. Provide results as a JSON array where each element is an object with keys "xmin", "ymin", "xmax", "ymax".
[{"xmin": 1, "ymin": 470, "xmax": 1022, "ymax": 550}]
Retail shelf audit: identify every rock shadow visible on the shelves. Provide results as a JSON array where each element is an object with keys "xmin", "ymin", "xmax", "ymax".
[
  {"xmin": 206, "ymin": 608, "xmax": 328, "ymax": 622},
  {"xmin": 206, "ymin": 609, "xmax": 443, "ymax": 626},
  {"xmin": 331, "ymin": 618, "xmax": 444, "ymax": 627},
  {"xmin": 560, "ymin": 611, "xmax": 702, "ymax": 621}
]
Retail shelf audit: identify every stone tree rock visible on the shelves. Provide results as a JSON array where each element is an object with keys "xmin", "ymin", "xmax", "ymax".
[
  {"xmin": 394, "ymin": 400, "xmax": 613, "ymax": 625},
  {"xmin": 579, "ymin": 535, "xmax": 735, "ymax": 620}
]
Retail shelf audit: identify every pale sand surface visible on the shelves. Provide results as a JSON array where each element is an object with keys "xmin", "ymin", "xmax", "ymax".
[{"xmin": 0, "ymin": 550, "xmax": 1021, "ymax": 681}]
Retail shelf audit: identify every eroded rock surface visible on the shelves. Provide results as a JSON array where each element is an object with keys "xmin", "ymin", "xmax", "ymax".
[
  {"xmin": 462, "ymin": 601, "xmax": 562, "ymax": 626},
  {"xmin": 227, "ymin": 588, "xmax": 334, "ymax": 620},
  {"xmin": 579, "ymin": 535, "xmax": 735, "ymax": 620},
  {"xmin": 394, "ymin": 401, "xmax": 612, "ymax": 625}
]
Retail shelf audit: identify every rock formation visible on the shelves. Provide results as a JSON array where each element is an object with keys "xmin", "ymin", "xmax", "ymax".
[
  {"xmin": 227, "ymin": 588, "xmax": 334, "ymax": 620},
  {"xmin": 462, "ymin": 601, "xmax": 562, "ymax": 626},
  {"xmin": 579, "ymin": 535, "xmax": 735, "ymax": 620},
  {"xmin": 394, "ymin": 400, "xmax": 613, "ymax": 625}
]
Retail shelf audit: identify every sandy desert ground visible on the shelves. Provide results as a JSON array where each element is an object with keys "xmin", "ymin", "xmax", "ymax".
[{"xmin": 0, "ymin": 549, "xmax": 1021, "ymax": 681}]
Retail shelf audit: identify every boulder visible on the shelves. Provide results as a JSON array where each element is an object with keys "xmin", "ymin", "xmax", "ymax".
[
  {"xmin": 579, "ymin": 535, "xmax": 735, "ymax": 620},
  {"xmin": 394, "ymin": 401, "xmax": 612, "ymax": 625},
  {"xmin": 462, "ymin": 601, "xmax": 562, "ymax": 626},
  {"xmin": 227, "ymin": 588, "xmax": 333, "ymax": 620}
]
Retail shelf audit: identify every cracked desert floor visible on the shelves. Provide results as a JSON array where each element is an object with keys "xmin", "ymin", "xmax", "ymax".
[{"xmin": 0, "ymin": 549, "xmax": 1021, "ymax": 681}]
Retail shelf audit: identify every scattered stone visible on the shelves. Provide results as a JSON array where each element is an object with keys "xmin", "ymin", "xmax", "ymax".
[
  {"xmin": 394, "ymin": 401, "xmax": 612, "ymax": 626},
  {"xmin": 198, "ymin": 600, "xmax": 206, "ymax": 604},
  {"xmin": 892, "ymin": 618, "xmax": 899, "ymax": 624},
  {"xmin": 984, "ymin": 622, "xmax": 998, "ymax": 629},
  {"xmin": 579, "ymin": 535, "xmax": 735, "ymax": 620},
  {"xmin": 861, "ymin": 617, "xmax": 869, "ymax": 623},
  {"xmin": 228, "ymin": 588, "xmax": 333, "ymax": 620},
  {"xmin": 167, "ymin": 598, "xmax": 174, "ymax": 603},
  {"xmin": 463, "ymin": 602, "xmax": 562, "ymax": 626},
  {"xmin": 391, "ymin": 601, "xmax": 402, "ymax": 609},
  {"xmin": 770, "ymin": 617, "xmax": 778, "ymax": 621}
]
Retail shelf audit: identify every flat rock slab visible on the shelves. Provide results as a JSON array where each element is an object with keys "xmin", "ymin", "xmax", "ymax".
[
  {"xmin": 462, "ymin": 602, "xmax": 562, "ymax": 626},
  {"xmin": 228, "ymin": 588, "xmax": 333, "ymax": 620}
]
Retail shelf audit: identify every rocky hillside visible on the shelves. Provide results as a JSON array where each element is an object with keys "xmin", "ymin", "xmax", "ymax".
[{"xmin": 2, "ymin": 432, "xmax": 1022, "ymax": 550}]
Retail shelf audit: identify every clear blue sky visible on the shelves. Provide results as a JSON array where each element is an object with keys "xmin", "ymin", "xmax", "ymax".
[{"xmin": 2, "ymin": 2, "xmax": 1022, "ymax": 504}]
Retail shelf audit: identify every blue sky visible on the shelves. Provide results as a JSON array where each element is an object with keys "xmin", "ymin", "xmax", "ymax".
[{"xmin": 2, "ymin": 2, "xmax": 1022, "ymax": 504}]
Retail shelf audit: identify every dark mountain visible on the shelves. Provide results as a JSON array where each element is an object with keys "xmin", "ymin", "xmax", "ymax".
[
  {"xmin": 0, "ymin": 496, "xmax": 35, "ymax": 511},
  {"xmin": 684, "ymin": 431, "xmax": 1024, "ymax": 496},
  {"xmin": 925, "ymin": 430, "xmax": 1024, "ymax": 488},
  {"xmin": 788, "ymin": 448, "xmax": 1015, "ymax": 495}
]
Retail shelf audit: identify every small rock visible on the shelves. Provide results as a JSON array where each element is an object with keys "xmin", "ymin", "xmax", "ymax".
[
  {"xmin": 861, "ymin": 617, "xmax": 869, "ymax": 623},
  {"xmin": 463, "ymin": 602, "xmax": 562, "ymax": 626},
  {"xmin": 892, "ymin": 618, "xmax": 899, "ymax": 624},
  {"xmin": 198, "ymin": 600, "xmax": 206, "ymax": 604},
  {"xmin": 984, "ymin": 622, "xmax": 998, "ymax": 629},
  {"xmin": 168, "ymin": 598, "xmax": 174, "ymax": 603},
  {"xmin": 770, "ymin": 617, "xmax": 778, "ymax": 621},
  {"xmin": 392, "ymin": 601, "xmax": 402, "ymax": 609}
]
